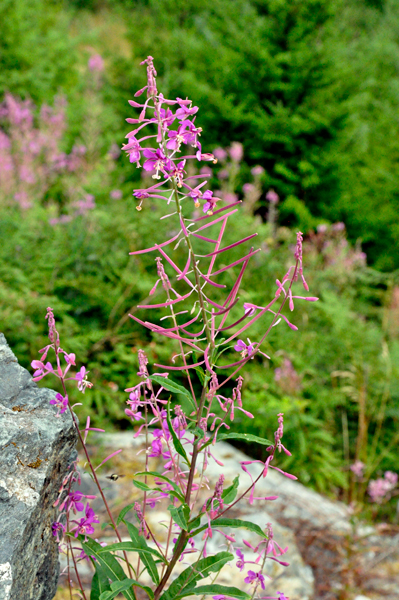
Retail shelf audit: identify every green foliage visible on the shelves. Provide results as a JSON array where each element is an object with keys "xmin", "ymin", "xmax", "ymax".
[
  {"xmin": 79, "ymin": 537, "xmax": 136, "ymax": 600},
  {"xmin": 0, "ymin": 0, "xmax": 78, "ymax": 103}
]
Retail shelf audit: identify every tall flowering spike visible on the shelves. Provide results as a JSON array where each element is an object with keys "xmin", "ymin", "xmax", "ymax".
[
  {"xmin": 214, "ymin": 475, "xmax": 224, "ymax": 510},
  {"xmin": 141, "ymin": 56, "xmax": 158, "ymax": 98},
  {"xmin": 275, "ymin": 413, "xmax": 284, "ymax": 446},
  {"xmin": 134, "ymin": 501, "xmax": 149, "ymax": 537},
  {"xmin": 232, "ymin": 375, "xmax": 244, "ymax": 407},
  {"xmin": 137, "ymin": 349, "xmax": 149, "ymax": 383},
  {"xmin": 156, "ymin": 257, "xmax": 171, "ymax": 292},
  {"xmin": 45, "ymin": 307, "xmax": 58, "ymax": 343},
  {"xmin": 295, "ymin": 231, "xmax": 309, "ymax": 291}
]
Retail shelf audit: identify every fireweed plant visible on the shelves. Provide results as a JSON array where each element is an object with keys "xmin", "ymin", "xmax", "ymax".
[{"xmin": 32, "ymin": 57, "xmax": 319, "ymax": 600}]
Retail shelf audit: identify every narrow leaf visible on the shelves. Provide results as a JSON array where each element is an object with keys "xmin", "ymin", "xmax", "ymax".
[
  {"xmin": 211, "ymin": 518, "xmax": 268, "ymax": 539},
  {"xmin": 183, "ymin": 585, "xmax": 251, "ymax": 599},
  {"xmin": 150, "ymin": 375, "xmax": 195, "ymax": 409},
  {"xmin": 132, "ymin": 480, "xmax": 152, "ymax": 491},
  {"xmin": 98, "ymin": 541, "xmax": 166, "ymax": 564},
  {"xmin": 222, "ymin": 476, "xmax": 240, "ymax": 504},
  {"xmin": 100, "ymin": 579, "xmax": 154, "ymax": 600},
  {"xmin": 216, "ymin": 432, "xmax": 274, "ymax": 446},
  {"xmin": 168, "ymin": 503, "xmax": 190, "ymax": 531},
  {"xmin": 167, "ymin": 401, "xmax": 190, "ymax": 465},
  {"xmin": 117, "ymin": 503, "xmax": 136, "ymax": 525},
  {"xmin": 133, "ymin": 471, "xmax": 185, "ymax": 501},
  {"xmin": 125, "ymin": 520, "xmax": 163, "ymax": 584},
  {"xmin": 90, "ymin": 564, "xmax": 111, "ymax": 600}
]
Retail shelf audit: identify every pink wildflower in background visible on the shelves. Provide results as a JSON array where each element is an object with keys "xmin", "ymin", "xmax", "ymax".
[
  {"xmin": 350, "ymin": 460, "xmax": 365, "ymax": 478},
  {"xmin": 229, "ymin": 142, "xmax": 243, "ymax": 162},
  {"xmin": 266, "ymin": 189, "xmax": 279, "ymax": 204},
  {"xmin": 213, "ymin": 147, "xmax": 227, "ymax": 161},
  {"xmin": 368, "ymin": 471, "xmax": 398, "ymax": 503},
  {"xmin": 251, "ymin": 165, "xmax": 264, "ymax": 176},
  {"xmin": 88, "ymin": 54, "xmax": 104, "ymax": 72}
]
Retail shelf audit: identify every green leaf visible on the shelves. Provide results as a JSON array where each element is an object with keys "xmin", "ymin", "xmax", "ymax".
[
  {"xmin": 90, "ymin": 564, "xmax": 111, "ymax": 600},
  {"xmin": 183, "ymin": 585, "xmax": 251, "ymax": 599},
  {"xmin": 222, "ymin": 476, "xmax": 240, "ymax": 504},
  {"xmin": 99, "ymin": 541, "xmax": 166, "ymax": 564},
  {"xmin": 193, "ymin": 366, "xmax": 206, "ymax": 385},
  {"xmin": 100, "ymin": 579, "xmax": 154, "ymax": 600},
  {"xmin": 117, "ymin": 503, "xmax": 136, "ymax": 525},
  {"xmin": 125, "ymin": 520, "xmax": 163, "ymax": 584},
  {"xmin": 150, "ymin": 375, "xmax": 195, "ymax": 409},
  {"xmin": 168, "ymin": 503, "xmax": 190, "ymax": 531},
  {"xmin": 132, "ymin": 480, "xmax": 152, "ymax": 491},
  {"xmin": 188, "ymin": 515, "xmax": 202, "ymax": 530},
  {"xmin": 192, "ymin": 518, "xmax": 267, "ymax": 539},
  {"xmin": 79, "ymin": 537, "xmax": 136, "ymax": 600},
  {"xmin": 133, "ymin": 471, "xmax": 185, "ymax": 501},
  {"xmin": 166, "ymin": 400, "xmax": 190, "ymax": 465},
  {"xmin": 159, "ymin": 552, "xmax": 233, "ymax": 600},
  {"xmin": 216, "ymin": 432, "xmax": 274, "ymax": 446}
]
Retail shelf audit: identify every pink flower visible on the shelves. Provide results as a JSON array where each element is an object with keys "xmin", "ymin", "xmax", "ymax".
[
  {"xmin": 332, "ymin": 222, "xmax": 345, "ymax": 232},
  {"xmin": 350, "ymin": 460, "xmax": 365, "ymax": 478},
  {"xmin": 368, "ymin": 471, "xmax": 398, "ymax": 503},
  {"xmin": 244, "ymin": 570, "xmax": 266, "ymax": 590},
  {"xmin": 75, "ymin": 366, "xmax": 93, "ymax": 393},
  {"xmin": 243, "ymin": 183, "xmax": 255, "ymax": 195},
  {"xmin": 142, "ymin": 148, "xmax": 171, "ymax": 178},
  {"xmin": 64, "ymin": 353, "xmax": 76, "ymax": 366},
  {"xmin": 166, "ymin": 123, "xmax": 194, "ymax": 151},
  {"xmin": 123, "ymin": 136, "xmax": 141, "ymax": 167},
  {"xmin": 31, "ymin": 360, "xmax": 53, "ymax": 379},
  {"xmin": 72, "ymin": 504, "xmax": 99, "ymax": 538},
  {"xmin": 217, "ymin": 168, "xmax": 229, "ymax": 180},
  {"xmin": 125, "ymin": 408, "xmax": 142, "ymax": 421},
  {"xmin": 213, "ymin": 147, "xmax": 227, "ymax": 161},
  {"xmin": 66, "ymin": 490, "xmax": 85, "ymax": 513},
  {"xmin": 385, "ymin": 471, "xmax": 398, "ymax": 486},
  {"xmin": 251, "ymin": 165, "xmax": 264, "ymax": 176},
  {"xmin": 49, "ymin": 393, "xmax": 69, "ymax": 416},
  {"xmin": 110, "ymin": 189, "xmax": 123, "ymax": 200},
  {"xmin": 203, "ymin": 190, "xmax": 218, "ymax": 214},
  {"xmin": 234, "ymin": 339, "xmax": 255, "ymax": 357},
  {"xmin": 243, "ymin": 303, "xmax": 258, "ymax": 316},
  {"xmin": 51, "ymin": 521, "xmax": 65, "ymax": 542},
  {"xmin": 266, "ymin": 189, "xmax": 279, "ymax": 204},
  {"xmin": 149, "ymin": 438, "xmax": 163, "ymax": 457},
  {"xmin": 236, "ymin": 548, "xmax": 245, "ymax": 571},
  {"xmin": 88, "ymin": 54, "xmax": 104, "ymax": 72},
  {"xmin": 229, "ymin": 142, "xmax": 243, "ymax": 162},
  {"xmin": 175, "ymin": 99, "xmax": 198, "ymax": 120}
]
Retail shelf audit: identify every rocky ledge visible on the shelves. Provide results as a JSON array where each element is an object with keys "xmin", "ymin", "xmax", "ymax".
[{"xmin": 0, "ymin": 334, "xmax": 77, "ymax": 600}]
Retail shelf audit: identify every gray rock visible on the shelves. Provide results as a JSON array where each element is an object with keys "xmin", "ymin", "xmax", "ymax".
[{"xmin": 0, "ymin": 334, "xmax": 77, "ymax": 600}]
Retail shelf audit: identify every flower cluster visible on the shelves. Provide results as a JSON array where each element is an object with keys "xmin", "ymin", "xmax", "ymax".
[
  {"xmin": 0, "ymin": 94, "xmax": 87, "ymax": 211},
  {"xmin": 368, "ymin": 471, "xmax": 398, "ymax": 504}
]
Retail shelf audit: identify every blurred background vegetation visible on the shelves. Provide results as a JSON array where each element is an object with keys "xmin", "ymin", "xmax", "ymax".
[{"xmin": 1, "ymin": 0, "xmax": 399, "ymax": 519}]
